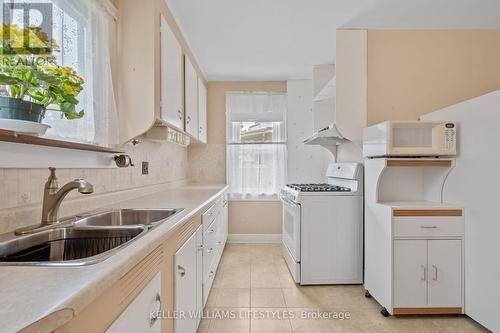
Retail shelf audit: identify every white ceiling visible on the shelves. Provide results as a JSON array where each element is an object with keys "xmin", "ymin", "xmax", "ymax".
[{"xmin": 165, "ymin": 0, "xmax": 500, "ymax": 81}]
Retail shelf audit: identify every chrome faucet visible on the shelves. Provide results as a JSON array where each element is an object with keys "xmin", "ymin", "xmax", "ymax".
[
  {"xmin": 15, "ymin": 167, "xmax": 94, "ymax": 235},
  {"xmin": 41, "ymin": 167, "xmax": 94, "ymax": 225}
]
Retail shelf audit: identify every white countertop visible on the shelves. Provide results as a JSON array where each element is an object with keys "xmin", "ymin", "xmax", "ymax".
[{"xmin": 0, "ymin": 183, "xmax": 228, "ymax": 333}]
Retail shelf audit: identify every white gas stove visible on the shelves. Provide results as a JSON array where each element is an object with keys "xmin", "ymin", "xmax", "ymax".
[{"xmin": 280, "ymin": 162, "xmax": 364, "ymax": 285}]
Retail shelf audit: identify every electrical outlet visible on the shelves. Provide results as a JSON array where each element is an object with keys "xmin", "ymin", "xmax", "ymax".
[{"xmin": 142, "ymin": 161, "xmax": 149, "ymax": 175}]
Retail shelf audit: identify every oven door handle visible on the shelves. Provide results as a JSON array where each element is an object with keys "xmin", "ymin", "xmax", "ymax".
[{"xmin": 280, "ymin": 195, "xmax": 299, "ymax": 208}]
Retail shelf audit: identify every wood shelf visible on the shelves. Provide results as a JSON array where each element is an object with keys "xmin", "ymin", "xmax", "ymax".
[
  {"xmin": 393, "ymin": 307, "xmax": 462, "ymax": 315},
  {"xmin": 393, "ymin": 209, "xmax": 463, "ymax": 217},
  {"xmin": 386, "ymin": 159, "xmax": 453, "ymax": 168},
  {"xmin": 0, "ymin": 129, "xmax": 124, "ymax": 154}
]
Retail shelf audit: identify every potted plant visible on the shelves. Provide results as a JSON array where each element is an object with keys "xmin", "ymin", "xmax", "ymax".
[{"xmin": 0, "ymin": 24, "xmax": 85, "ymax": 126}]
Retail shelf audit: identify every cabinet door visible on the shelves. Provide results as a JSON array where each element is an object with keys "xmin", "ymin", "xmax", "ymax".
[
  {"xmin": 106, "ymin": 273, "xmax": 161, "ymax": 333},
  {"xmin": 428, "ymin": 240, "xmax": 462, "ymax": 307},
  {"xmin": 195, "ymin": 225, "xmax": 204, "ymax": 326},
  {"xmin": 197, "ymin": 78, "xmax": 207, "ymax": 143},
  {"xmin": 222, "ymin": 196, "xmax": 228, "ymax": 244},
  {"xmin": 175, "ymin": 233, "xmax": 198, "ymax": 333},
  {"xmin": 393, "ymin": 240, "xmax": 428, "ymax": 307},
  {"xmin": 160, "ymin": 15, "xmax": 184, "ymax": 130},
  {"xmin": 185, "ymin": 57, "xmax": 199, "ymax": 137}
]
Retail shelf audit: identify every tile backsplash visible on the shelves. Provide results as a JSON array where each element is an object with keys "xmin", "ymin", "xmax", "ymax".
[
  {"xmin": 0, "ymin": 140, "xmax": 188, "ymax": 234},
  {"xmin": 188, "ymin": 143, "xmax": 226, "ymax": 183}
]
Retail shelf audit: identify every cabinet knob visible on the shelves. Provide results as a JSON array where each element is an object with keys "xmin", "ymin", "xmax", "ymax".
[
  {"xmin": 178, "ymin": 265, "xmax": 186, "ymax": 277},
  {"xmin": 149, "ymin": 292, "xmax": 161, "ymax": 327},
  {"xmin": 207, "ymin": 247, "xmax": 214, "ymax": 254},
  {"xmin": 421, "ymin": 265, "xmax": 427, "ymax": 281},
  {"xmin": 432, "ymin": 265, "xmax": 438, "ymax": 281},
  {"xmin": 186, "ymin": 116, "xmax": 191, "ymax": 124}
]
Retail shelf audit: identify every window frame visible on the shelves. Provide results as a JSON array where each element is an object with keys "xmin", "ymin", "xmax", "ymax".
[
  {"xmin": 0, "ymin": 0, "xmax": 121, "ymax": 157},
  {"xmin": 225, "ymin": 91, "xmax": 288, "ymax": 201}
]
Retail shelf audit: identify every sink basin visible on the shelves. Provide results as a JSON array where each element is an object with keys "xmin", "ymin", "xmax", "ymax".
[
  {"xmin": 0, "ymin": 208, "xmax": 183, "ymax": 266},
  {"xmin": 74, "ymin": 209, "xmax": 183, "ymax": 227},
  {"xmin": 0, "ymin": 225, "xmax": 147, "ymax": 266}
]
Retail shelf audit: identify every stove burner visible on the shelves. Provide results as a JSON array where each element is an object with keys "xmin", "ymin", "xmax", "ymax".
[{"xmin": 287, "ymin": 183, "xmax": 351, "ymax": 192}]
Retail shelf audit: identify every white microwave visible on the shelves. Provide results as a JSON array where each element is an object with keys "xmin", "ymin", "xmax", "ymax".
[{"xmin": 363, "ymin": 120, "xmax": 457, "ymax": 157}]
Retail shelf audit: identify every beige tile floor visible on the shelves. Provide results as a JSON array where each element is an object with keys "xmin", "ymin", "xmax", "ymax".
[{"xmin": 198, "ymin": 244, "xmax": 488, "ymax": 333}]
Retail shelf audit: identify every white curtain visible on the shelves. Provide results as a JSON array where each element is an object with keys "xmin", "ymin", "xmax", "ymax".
[
  {"xmin": 13, "ymin": 0, "xmax": 119, "ymax": 146},
  {"xmin": 85, "ymin": 0, "xmax": 118, "ymax": 146},
  {"xmin": 226, "ymin": 92, "xmax": 287, "ymax": 199},
  {"xmin": 226, "ymin": 92, "xmax": 287, "ymax": 124}
]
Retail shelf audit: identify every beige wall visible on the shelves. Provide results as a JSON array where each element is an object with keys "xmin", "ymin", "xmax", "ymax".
[
  {"xmin": 367, "ymin": 30, "xmax": 500, "ymax": 125},
  {"xmin": 228, "ymin": 201, "xmax": 283, "ymax": 234},
  {"xmin": 189, "ymin": 81, "xmax": 286, "ymax": 235},
  {"xmin": 337, "ymin": 29, "xmax": 500, "ymax": 163}
]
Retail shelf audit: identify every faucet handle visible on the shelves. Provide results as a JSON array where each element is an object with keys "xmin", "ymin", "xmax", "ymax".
[
  {"xmin": 46, "ymin": 167, "xmax": 59, "ymax": 191},
  {"xmin": 48, "ymin": 167, "xmax": 57, "ymax": 179}
]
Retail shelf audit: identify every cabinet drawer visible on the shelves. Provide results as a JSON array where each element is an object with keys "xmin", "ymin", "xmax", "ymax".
[
  {"xmin": 393, "ymin": 216, "xmax": 464, "ymax": 238},
  {"xmin": 203, "ymin": 240, "xmax": 217, "ymax": 275},
  {"xmin": 202, "ymin": 206, "xmax": 217, "ymax": 229},
  {"xmin": 202, "ymin": 200, "xmax": 221, "ymax": 230},
  {"xmin": 214, "ymin": 238, "xmax": 225, "ymax": 268},
  {"xmin": 203, "ymin": 262, "xmax": 217, "ymax": 306},
  {"xmin": 204, "ymin": 218, "xmax": 218, "ymax": 249}
]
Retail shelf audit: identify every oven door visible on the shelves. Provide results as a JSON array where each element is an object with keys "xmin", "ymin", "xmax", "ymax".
[{"xmin": 281, "ymin": 196, "xmax": 301, "ymax": 262}]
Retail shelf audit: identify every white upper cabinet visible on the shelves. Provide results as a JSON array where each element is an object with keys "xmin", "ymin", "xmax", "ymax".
[
  {"xmin": 119, "ymin": 1, "xmax": 208, "ymax": 144},
  {"xmin": 198, "ymin": 78, "xmax": 207, "ymax": 143},
  {"xmin": 185, "ymin": 57, "xmax": 199, "ymax": 138},
  {"xmin": 160, "ymin": 15, "xmax": 184, "ymax": 131}
]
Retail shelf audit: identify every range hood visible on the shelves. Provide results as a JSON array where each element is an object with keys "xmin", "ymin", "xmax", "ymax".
[{"xmin": 303, "ymin": 123, "xmax": 350, "ymax": 146}]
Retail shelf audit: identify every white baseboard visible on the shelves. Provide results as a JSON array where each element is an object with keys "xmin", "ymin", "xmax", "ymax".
[{"xmin": 228, "ymin": 234, "xmax": 281, "ymax": 244}]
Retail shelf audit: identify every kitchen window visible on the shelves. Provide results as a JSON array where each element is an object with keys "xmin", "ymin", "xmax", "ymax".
[
  {"xmin": 1, "ymin": 0, "xmax": 118, "ymax": 147},
  {"xmin": 226, "ymin": 92, "xmax": 287, "ymax": 199}
]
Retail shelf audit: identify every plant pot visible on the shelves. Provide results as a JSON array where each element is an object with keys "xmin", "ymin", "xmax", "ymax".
[{"xmin": 0, "ymin": 96, "xmax": 46, "ymax": 123}]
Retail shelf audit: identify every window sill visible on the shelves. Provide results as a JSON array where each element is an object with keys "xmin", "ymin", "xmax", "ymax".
[{"xmin": 0, "ymin": 129, "xmax": 123, "ymax": 154}]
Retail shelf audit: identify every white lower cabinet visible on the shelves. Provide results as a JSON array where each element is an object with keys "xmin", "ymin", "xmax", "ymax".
[
  {"xmin": 202, "ymin": 195, "xmax": 228, "ymax": 306},
  {"xmin": 393, "ymin": 239, "xmax": 462, "ymax": 309},
  {"xmin": 106, "ymin": 273, "xmax": 162, "ymax": 333},
  {"xmin": 394, "ymin": 240, "xmax": 428, "ymax": 307},
  {"xmin": 195, "ymin": 225, "xmax": 204, "ymax": 327},
  {"xmin": 221, "ymin": 196, "xmax": 228, "ymax": 245},
  {"xmin": 175, "ymin": 231, "xmax": 199, "ymax": 333},
  {"xmin": 427, "ymin": 240, "xmax": 462, "ymax": 307},
  {"xmin": 173, "ymin": 193, "xmax": 228, "ymax": 332}
]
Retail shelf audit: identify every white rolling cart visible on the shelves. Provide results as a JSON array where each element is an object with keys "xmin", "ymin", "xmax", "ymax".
[{"xmin": 363, "ymin": 121, "xmax": 464, "ymax": 317}]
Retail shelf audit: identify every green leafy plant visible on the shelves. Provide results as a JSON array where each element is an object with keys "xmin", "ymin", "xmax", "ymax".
[{"xmin": 0, "ymin": 24, "xmax": 84, "ymax": 119}]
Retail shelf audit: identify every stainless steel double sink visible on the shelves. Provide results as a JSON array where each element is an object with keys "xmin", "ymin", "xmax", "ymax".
[{"xmin": 0, "ymin": 209, "xmax": 183, "ymax": 267}]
